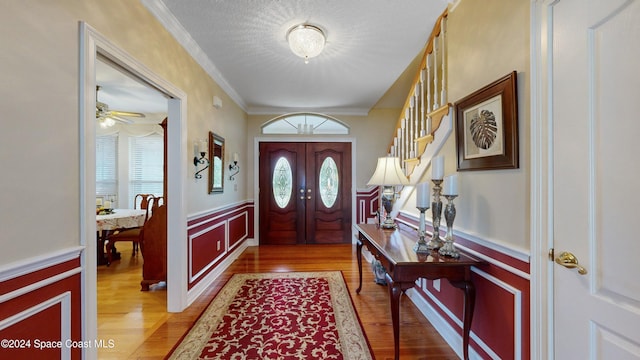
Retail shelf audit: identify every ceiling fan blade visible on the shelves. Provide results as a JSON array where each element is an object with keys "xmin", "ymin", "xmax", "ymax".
[
  {"xmin": 109, "ymin": 110, "xmax": 145, "ymax": 118},
  {"xmin": 96, "ymin": 86, "xmax": 145, "ymax": 121},
  {"xmin": 109, "ymin": 115, "xmax": 134, "ymax": 124}
]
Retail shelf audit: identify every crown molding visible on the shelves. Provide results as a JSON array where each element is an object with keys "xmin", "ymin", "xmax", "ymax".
[
  {"xmin": 141, "ymin": 0, "xmax": 247, "ymax": 111},
  {"xmin": 247, "ymin": 106, "xmax": 370, "ymax": 116}
]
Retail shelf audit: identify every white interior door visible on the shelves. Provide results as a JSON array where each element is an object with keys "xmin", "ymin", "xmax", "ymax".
[{"xmin": 550, "ymin": 0, "xmax": 640, "ymax": 358}]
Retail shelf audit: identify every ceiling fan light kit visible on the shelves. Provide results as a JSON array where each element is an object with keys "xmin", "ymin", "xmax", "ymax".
[{"xmin": 287, "ymin": 24, "xmax": 326, "ymax": 64}]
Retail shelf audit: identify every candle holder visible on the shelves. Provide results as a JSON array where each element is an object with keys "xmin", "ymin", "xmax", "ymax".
[
  {"xmin": 438, "ymin": 195, "xmax": 460, "ymax": 258},
  {"xmin": 426, "ymin": 179, "xmax": 444, "ymax": 250},
  {"xmin": 413, "ymin": 206, "xmax": 430, "ymax": 253}
]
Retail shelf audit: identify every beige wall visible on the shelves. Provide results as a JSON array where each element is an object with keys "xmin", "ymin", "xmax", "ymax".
[
  {"xmin": 0, "ymin": 0, "xmax": 530, "ymax": 265},
  {"xmin": 405, "ymin": 0, "xmax": 530, "ymax": 250},
  {"xmin": 0, "ymin": 0, "xmax": 247, "ymax": 264}
]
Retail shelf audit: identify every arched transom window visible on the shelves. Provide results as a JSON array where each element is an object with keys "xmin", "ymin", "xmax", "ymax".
[{"xmin": 261, "ymin": 113, "xmax": 349, "ymax": 135}]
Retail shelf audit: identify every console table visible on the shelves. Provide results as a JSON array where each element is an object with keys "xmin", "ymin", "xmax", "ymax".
[{"xmin": 355, "ymin": 223, "xmax": 482, "ymax": 360}]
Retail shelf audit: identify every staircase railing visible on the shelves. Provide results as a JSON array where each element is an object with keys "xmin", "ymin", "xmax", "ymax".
[{"xmin": 389, "ymin": 9, "xmax": 451, "ymax": 178}]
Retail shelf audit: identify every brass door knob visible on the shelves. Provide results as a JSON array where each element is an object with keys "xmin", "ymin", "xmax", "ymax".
[{"xmin": 555, "ymin": 251, "xmax": 587, "ymax": 275}]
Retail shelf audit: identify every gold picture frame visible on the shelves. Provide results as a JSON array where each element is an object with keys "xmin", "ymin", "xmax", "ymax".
[{"xmin": 208, "ymin": 132, "xmax": 225, "ymax": 193}]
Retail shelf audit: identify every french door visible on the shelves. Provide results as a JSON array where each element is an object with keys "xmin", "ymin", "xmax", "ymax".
[{"xmin": 259, "ymin": 142, "xmax": 352, "ymax": 245}]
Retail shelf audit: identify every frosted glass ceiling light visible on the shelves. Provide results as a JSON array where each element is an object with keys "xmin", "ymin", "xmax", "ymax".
[{"xmin": 287, "ymin": 24, "xmax": 325, "ymax": 64}]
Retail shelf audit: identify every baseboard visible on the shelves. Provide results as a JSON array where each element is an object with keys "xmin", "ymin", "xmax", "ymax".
[{"xmin": 406, "ymin": 288, "xmax": 486, "ymax": 360}]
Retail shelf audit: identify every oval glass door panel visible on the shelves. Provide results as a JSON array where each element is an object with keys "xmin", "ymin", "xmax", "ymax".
[
  {"xmin": 272, "ymin": 156, "xmax": 293, "ymax": 208},
  {"xmin": 319, "ymin": 156, "xmax": 339, "ymax": 208}
]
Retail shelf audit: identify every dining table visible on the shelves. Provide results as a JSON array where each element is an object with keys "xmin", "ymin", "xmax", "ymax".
[{"xmin": 96, "ymin": 208, "xmax": 147, "ymax": 265}]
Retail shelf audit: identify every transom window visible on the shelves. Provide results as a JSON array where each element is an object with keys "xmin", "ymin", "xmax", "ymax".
[{"xmin": 261, "ymin": 113, "xmax": 349, "ymax": 135}]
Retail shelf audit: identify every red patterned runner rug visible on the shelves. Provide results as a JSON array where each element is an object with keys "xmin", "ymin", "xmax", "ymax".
[{"xmin": 168, "ymin": 271, "xmax": 373, "ymax": 360}]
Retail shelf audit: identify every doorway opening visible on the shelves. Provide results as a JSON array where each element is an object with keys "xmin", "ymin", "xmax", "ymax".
[
  {"xmin": 80, "ymin": 23, "xmax": 189, "ymax": 351},
  {"xmin": 95, "ymin": 57, "xmax": 168, "ymax": 280}
]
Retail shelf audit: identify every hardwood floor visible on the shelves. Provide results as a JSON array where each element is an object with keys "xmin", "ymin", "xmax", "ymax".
[{"xmin": 97, "ymin": 242, "xmax": 459, "ymax": 359}]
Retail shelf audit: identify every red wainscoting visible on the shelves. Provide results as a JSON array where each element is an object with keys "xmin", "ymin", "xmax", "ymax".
[
  {"xmin": 356, "ymin": 187, "xmax": 379, "ymax": 224},
  {"xmin": 394, "ymin": 212, "xmax": 530, "ymax": 360},
  {"xmin": 186, "ymin": 202, "xmax": 254, "ymax": 290},
  {"xmin": 0, "ymin": 252, "xmax": 83, "ymax": 360}
]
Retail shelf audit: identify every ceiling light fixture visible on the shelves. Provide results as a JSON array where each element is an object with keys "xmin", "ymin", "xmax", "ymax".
[{"xmin": 287, "ymin": 24, "xmax": 326, "ymax": 64}]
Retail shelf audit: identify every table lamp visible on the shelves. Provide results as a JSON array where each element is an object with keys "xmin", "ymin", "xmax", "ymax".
[{"xmin": 367, "ymin": 157, "xmax": 410, "ymax": 229}]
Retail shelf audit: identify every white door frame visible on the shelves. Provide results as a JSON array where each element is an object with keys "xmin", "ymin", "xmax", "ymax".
[
  {"xmin": 79, "ymin": 22, "xmax": 189, "ymax": 358},
  {"xmin": 530, "ymin": 1, "xmax": 554, "ymax": 359}
]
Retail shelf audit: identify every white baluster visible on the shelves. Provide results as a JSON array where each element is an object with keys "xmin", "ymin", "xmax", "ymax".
[
  {"xmin": 403, "ymin": 114, "xmax": 408, "ymax": 160},
  {"xmin": 440, "ymin": 18, "xmax": 447, "ymax": 107},
  {"xmin": 420, "ymin": 69, "xmax": 426, "ymax": 136},
  {"xmin": 433, "ymin": 38, "xmax": 439, "ymax": 110},
  {"xmin": 409, "ymin": 98, "xmax": 414, "ymax": 157},
  {"xmin": 397, "ymin": 127, "xmax": 402, "ymax": 162},
  {"xmin": 393, "ymin": 137, "xmax": 398, "ymax": 157},
  {"xmin": 403, "ymin": 116, "xmax": 409, "ymax": 170},
  {"xmin": 411, "ymin": 84, "xmax": 420, "ymax": 157},
  {"xmin": 426, "ymin": 54, "xmax": 432, "ymax": 115},
  {"xmin": 402, "ymin": 119, "xmax": 407, "ymax": 162}
]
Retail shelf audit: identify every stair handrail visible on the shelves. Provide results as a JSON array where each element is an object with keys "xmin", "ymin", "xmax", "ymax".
[{"xmin": 388, "ymin": 9, "xmax": 452, "ymax": 177}]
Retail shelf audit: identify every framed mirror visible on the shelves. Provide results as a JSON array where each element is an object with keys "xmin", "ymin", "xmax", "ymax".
[{"xmin": 208, "ymin": 132, "xmax": 224, "ymax": 193}]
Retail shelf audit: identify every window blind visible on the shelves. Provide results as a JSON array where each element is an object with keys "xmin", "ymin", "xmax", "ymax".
[
  {"xmin": 129, "ymin": 135, "xmax": 163, "ymax": 207},
  {"xmin": 96, "ymin": 135, "xmax": 117, "ymax": 196}
]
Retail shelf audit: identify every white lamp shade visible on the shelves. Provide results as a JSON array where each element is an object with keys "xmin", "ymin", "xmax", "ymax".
[
  {"xmin": 367, "ymin": 157, "xmax": 410, "ymax": 186},
  {"xmin": 287, "ymin": 24, "xmax": 325, "ymax": 61}
]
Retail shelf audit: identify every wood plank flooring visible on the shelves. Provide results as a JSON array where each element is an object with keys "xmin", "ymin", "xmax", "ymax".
[{"xmin": 97, "ymin": 242, "xmax": 459, "ymax": 359}]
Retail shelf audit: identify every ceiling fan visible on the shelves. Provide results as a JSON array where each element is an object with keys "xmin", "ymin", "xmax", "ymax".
[{"xmin": 96, "ymin": 85, "xmax": 145, "ymax": 127}]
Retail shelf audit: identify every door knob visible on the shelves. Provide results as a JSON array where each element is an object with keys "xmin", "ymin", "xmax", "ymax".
[{"xmin": 555, "ymin": 251, "xmax": 587, "ymax": 275}]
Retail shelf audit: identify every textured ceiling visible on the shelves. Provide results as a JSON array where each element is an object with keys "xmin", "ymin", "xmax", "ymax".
[
  {"xmin": 142, "ymin": 0, "xmax": 451, "ymax": 115},
  {"xmin": 97, "ymin": 1, "xmax": 450, "ymax": 116}
]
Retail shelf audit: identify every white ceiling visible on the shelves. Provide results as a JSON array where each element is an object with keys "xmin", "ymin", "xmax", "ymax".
[
  {"xmin": 96, "ymin": 58, "xmax": 168, "ymax": 114},
  {"xmin": 97, "ymin": 0, "xmax": 450, "ymax": 116}
]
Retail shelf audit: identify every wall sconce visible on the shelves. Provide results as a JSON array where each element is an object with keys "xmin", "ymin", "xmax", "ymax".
[
  {"xmin": 193, "ymin": 139, "xmax": 209, "ymax": 179},
  {"xmin": 229, "ymin": 152, "xmax": 240, "ymax": 180}
]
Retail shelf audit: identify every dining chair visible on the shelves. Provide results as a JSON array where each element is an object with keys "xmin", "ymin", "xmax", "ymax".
[
  {"xmin": 131, "ymin": 194, "xmax": 156, "ymax": 253},
  {"xmin": 134, "ymin": 194, "xmax": 155, "ymax": 211},
  {"xmin": 151, "ymin": 196, "xmax": 164, "ymax": 212},
  {"xmin": 104, "ymin": 197, "xmax": 154, "ymax": 266}
]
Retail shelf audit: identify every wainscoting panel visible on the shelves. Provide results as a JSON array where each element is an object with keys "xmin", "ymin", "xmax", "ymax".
[
  {"xmin": 228, "ymin": 211, "xmax": 249, "ymax": 249},
  {"xmin": 393, "ymin": 212, "xmax": 530, "ymax": 360},
  {"xmin": 189, "ymin": 221, "xmax": 226, "ymax": 283},
  {"xmin": 356, "ymin": 187, "xmax": 379, "ymax": 225},
  {"xmin": 0, "ymin": 249, "xmax": 83, "ymax": 360},
  {"xmin": 186, "ymin": 202, "xmax": 254, "ymax": 290}
]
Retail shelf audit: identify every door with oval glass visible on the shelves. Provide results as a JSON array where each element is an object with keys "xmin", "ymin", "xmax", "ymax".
[{"xmin": 259, "ymin": 142, "xmax": 352, "ymax": 245}]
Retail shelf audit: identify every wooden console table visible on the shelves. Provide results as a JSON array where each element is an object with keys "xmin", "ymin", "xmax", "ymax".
[{"xmin": 355, "ymin": 223, "xmax": 482, "ymax": 360}]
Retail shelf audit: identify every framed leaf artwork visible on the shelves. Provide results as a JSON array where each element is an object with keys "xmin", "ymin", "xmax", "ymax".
[{"xmin": 455, "ymin": 71, "xmax": 519, "ymax": 171}]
